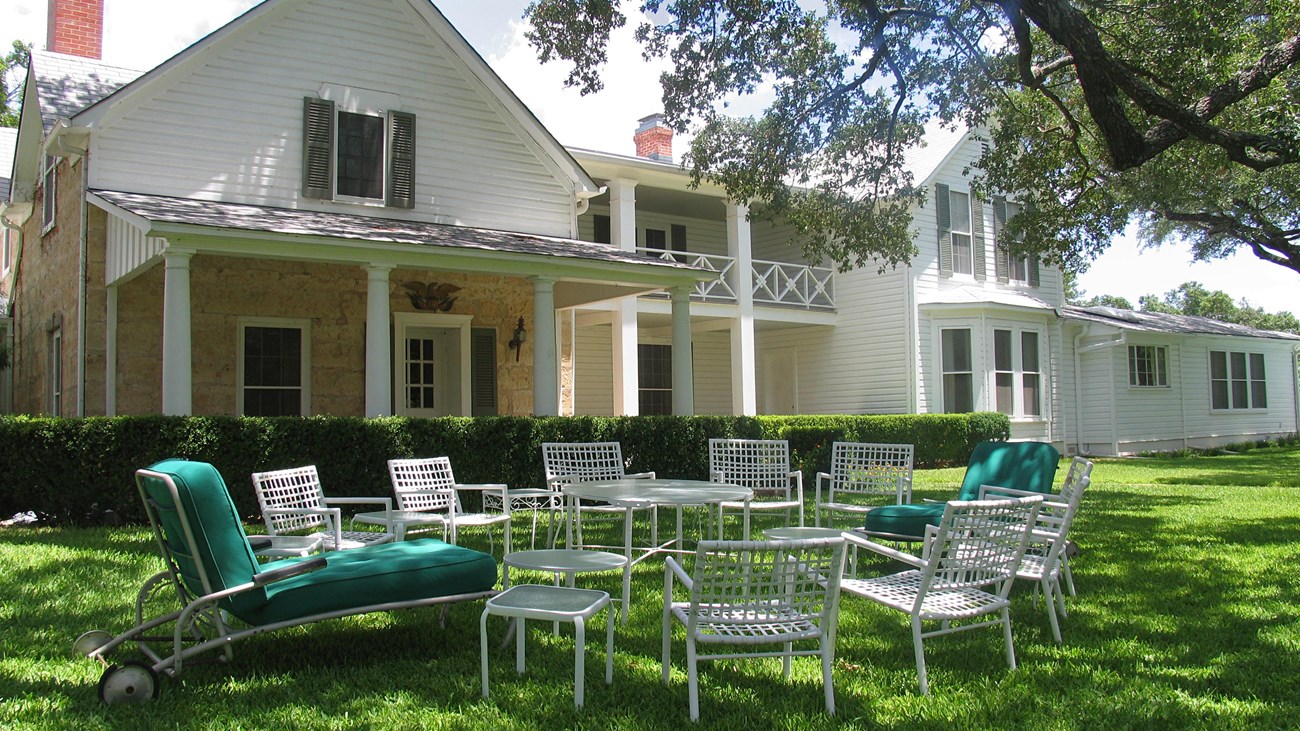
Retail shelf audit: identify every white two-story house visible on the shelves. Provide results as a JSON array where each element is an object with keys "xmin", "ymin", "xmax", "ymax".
[{"xmin": 3, "ymin": 0, "xmax": 1297, "ymax": 456}]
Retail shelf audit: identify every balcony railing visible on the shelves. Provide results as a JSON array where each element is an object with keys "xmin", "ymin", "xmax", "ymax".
[{"xmin": 638, "ymin": 247, "xmax": 835, "ymax": 309}]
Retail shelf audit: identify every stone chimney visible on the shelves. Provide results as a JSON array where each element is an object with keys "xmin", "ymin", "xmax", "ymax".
[
  {"xmin": 47, "ymin": 0, "xmax": 104, "ymax": 59},
  {"xmin": 633, "ymin": 113, "xmax": 673, "ymax": 163}
]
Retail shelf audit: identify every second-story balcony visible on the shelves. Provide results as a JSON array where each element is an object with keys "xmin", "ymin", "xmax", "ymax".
[{"xmin": 637, "ymin": 247, "xmax": 835, "ymax": 310}]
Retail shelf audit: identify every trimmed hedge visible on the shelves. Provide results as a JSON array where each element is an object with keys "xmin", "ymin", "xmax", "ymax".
[{"xmin": 0, "ymin": 412, "xmax": 1009, "ymax": 525}]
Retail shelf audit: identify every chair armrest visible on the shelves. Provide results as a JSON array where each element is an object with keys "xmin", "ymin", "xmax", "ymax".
[
  {"xmin": 323, "ymin": 496, "xmax": 394, "ymax": 510},
  {"xmin": 254, "ymin": 556, "xmax": 327, "ymax": 587},
  {"xmin": 625, "ymin": 471, "xmax": 655, "ymax": 480},
  {"xmin": 843, "ymin": 531, "xmax": 927, "ymax": 569},
  {"xmin": 815, "ymin": 472, "xmax": 830, "ymax": 505},
  {"xmin": 978, "ymin": 484, "xmax": 1042, "ymax": 500},
  {"xmin": 664, "ymin": 555, "xmax": 693, "ymax": 588},
  {"xmin": 788, "ymin": 470, "xmax": 804, "ymax": 502},
  {"xmin": 898, "ymin": 475, "xmax": 913, "ymax": 504},
  {"xmin": 454, "ymin": 483, "xmax": 511, "ymax": 516},
  {"xmin": 247, "ymin": 535, "xmax": 273, "ymax": 551},
  {"xmin": 921, "ymin": 498, "xmax": 942, "ymax": 503}
]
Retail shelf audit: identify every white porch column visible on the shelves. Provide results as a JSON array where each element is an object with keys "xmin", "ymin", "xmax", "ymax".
[
  {"xmin": 532, "ymin": 276, "xmax": 559, "ymax": 416},
  {"xmin": 105, "ymin": 285, "xmax": 117, "ymax": 416},
  {"xmin": 670, "ymin": 285, "xmax": 695, "ymax": 415},
  {"xmin": 726, "ymin": 201, "xmax": 757, "ymax": 415},
  {"xmin": 161, "ymin": 249, "xmax": 193, "ymax": 416},
  {"xmin": 609, "ymin": 178, "xmax": 640, "ymax": 415},
  {"xmin": 364, "ymin": 264, "xmax": 393, "ymax": 417}
]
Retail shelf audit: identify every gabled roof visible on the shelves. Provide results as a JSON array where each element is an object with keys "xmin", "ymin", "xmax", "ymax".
[
  {"xmin": 902, "ymin": 121, "xmax": 971, "ymax": 188},
  {"xmin": 1062, "ymin": 304, "xmax": 1300, "ymax": 342},
  {"xmin": 0, "ymin": 127, "xmax": 17, "ymax": 201},
  {"xmin": 28, "ymin": 50, "xmax": 143, "ymax": 132}
]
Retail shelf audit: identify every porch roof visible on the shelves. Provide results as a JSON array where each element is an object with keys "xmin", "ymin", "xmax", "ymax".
[
  {"xmin": 1061, "ymin": 304, "xmax": 1300, "ymax": 342},
  {"xmin": 90, "ymin": 189, "xmax": 713, "ymax": 306}
]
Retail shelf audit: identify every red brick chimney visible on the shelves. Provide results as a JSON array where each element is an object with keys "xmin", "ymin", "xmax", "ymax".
[
  {"xmin": 47, "ymin": 0, "xmax": 104, "ymax": 59},
  {"xmin": 633, "ymin": 113, "xmax": 673, "ymax": 163}
]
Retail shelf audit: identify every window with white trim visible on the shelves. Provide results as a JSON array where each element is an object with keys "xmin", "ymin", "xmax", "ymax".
[
  {"xmin": 993, "ymin": 329, "xmax": 1042, "ymax": 417},
  {"xmin": 1002, "ymin": 201, "xmax": 1029, "ymax": 283},
  {"xmin": 48, "ymin": 327, "xmax": 62, "ymax": 414},
  {"xmin": 638, "ymin": 343, "xmax": 673, "ymax": 415},
  {"xmin": 1128, "ymin": 345, "xmax": 1168, "ymax": 387},
  {"xmin": 949, "ymin": 190, "xmax": 973, "ymax": 275},
  {"xmin": 238, "ymin": 320, "xmax": 311, "ymax": 416},
  {"xmin": 302, "ymin": 96, "xmax": 415, "ymax": 208},
  {"xmin": 42, "ymin": 155, "xmax": 59, "ymax": 231},
  {"xmin": 1210, "ymin": 350, "xmax": 1266, "ymax": 410},
  {"xmin": 941, "ymin": 328, "xmax": 974, "ymax": 413}
]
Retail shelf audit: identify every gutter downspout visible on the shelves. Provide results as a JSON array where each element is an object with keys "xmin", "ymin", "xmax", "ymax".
[{"xmin": 1293, "ymin": 346, "xmax": 1300, "ymax": 439}]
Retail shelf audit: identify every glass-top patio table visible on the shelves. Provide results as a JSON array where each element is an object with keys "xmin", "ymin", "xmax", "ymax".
[{"xmin": 560, "ymin": 479, "xmax": 752, "ymax": 567}]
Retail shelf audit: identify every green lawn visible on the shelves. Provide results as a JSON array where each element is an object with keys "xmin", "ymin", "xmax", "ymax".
[{"xmin": 2, "ymin": 447, "xmax": 1299, "ymax": 730}]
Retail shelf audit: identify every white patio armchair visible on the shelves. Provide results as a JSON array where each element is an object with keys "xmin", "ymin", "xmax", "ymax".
[
  {"xmin": 352, "ymin": 457, "xmax": 511, "ymax": 557},
  {"xmin": 815, "ymin": 442, "xmax": 914, "ymax": 528},
  {"xmin": 979, "ymin": 456, "xmax": 1093, "ymax": 642},
  {"xmin": 710, "ymin": 438, "xmax": 804, "ymax": 538},
  {"xmin": 662, "ymin": 537, "xmax": 847, "ymax": 721},
  {"xmin": 251, "ymin": 465, "xmax": 396, "ymax": 552},
  {"xmin": 543, "ymin": 441, "xmax": 656, "ymax": 551},
  {"xmin": 841, "ymin": 494, "xmax": 1043, "ymax": 694}
]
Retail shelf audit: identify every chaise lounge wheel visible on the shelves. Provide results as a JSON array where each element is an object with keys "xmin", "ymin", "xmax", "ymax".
[
  {"xmin": 73, "ymin": 630, "xmax": 114, "ymax": 658},
  {"xmin": 98, "ymin": 660, "xmax": 158, "ymax": 705}
]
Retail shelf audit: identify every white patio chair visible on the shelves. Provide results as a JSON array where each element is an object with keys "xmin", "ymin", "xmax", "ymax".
[
  {"xmin": 663, "ymin": 537, "xmax": 847, "ymax": 721},
  {"xmin": 543, "ymin": 441, "xmax": 656, "ymax": 551},
  {"xmin": 980, "ymin": 456, "xmax": 1093, "ymax": 642},
  {"xmin": 815, "ymin": 442, "xmax": 914, "ymax": 528},
  {"xmin": 352, "ymin": 457, "xmax": 511, "ymax": 557},
  {"xmin": 841, "ymin": 494, "xmax": 1043, "ymax": 694},
  {"xmin": 250, "ymin": 465, "xmax": 395, "ymax": 551},
  {"xmin": 710, "ymin": 438, "xmax": 804, "ymax": 538}
]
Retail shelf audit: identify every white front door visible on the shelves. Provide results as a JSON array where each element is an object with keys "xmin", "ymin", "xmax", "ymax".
[{"xmin": 393, "ymin": 313, "xmax": 472, "ymax": 417}]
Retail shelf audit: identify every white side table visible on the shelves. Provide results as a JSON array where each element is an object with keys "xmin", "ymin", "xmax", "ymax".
[
  {"xmin": 480, "ymin": 584, "xmax": 614, "ymax": 709},
  {"xmin": 503, "ymin": 549, "xmax": 631, "ymax": 624}
]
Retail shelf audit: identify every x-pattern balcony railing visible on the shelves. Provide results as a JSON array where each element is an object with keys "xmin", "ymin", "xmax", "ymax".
[{"xmin": 637, "ymin": 247, "xmax": 835, "ymax": 309}]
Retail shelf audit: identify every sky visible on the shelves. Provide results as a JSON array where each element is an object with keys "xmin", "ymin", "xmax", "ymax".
[{"xmin": 3, "ymin": 0, "xmax": 1295, "ymax": 316}]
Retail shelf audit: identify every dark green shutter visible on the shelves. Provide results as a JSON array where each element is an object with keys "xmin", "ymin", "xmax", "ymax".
[
  {"xmin": 671, "ymin": 224, "xmax": 687, "ymax": 262},
  {"xmin": 936, "ymin": 183, "xmax": 952, "ymax": 276},
  {"xmin": 302, "ymin": 97, "xmax": 335, "ymax": 200},
  {"xmin": 1024, "ymin": 199, "xmax": 1040, "ymax": 286},
  {"xmin": 387, "ymin": 110, "xmax": 416, "ymax": 209},
  {"xmin": 470, "ymin": 327, "xmax": 497, "ymax": 416},
  {"xmin": 992, "ymin": 196, "xmax": 1010, "ymax": 284},
  {"xmin": 971, "ymin": 194, "xmax": 986, "ymax": 281}
]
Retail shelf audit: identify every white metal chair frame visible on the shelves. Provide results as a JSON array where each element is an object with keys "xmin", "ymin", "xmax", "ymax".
[
  {"xmin": 250, "ymin": 465, "xmax": 395, "ymax": 551},
  {"xmin": 814, "ymin": 442, "xmax": 914, "ymax": 527},
  {"xmin": 979, "ymin": 456, "xmax": 1093, "ymax": 642},
  {"xmin": 663, "ymin": 537, "xmax": 847, "ymax": 721},
  {"xmin": 710, "ymin": 438, "xmax": 804, "ymax": 538},
  {"xmin": 841, "ymin": 495, "xmax": 1043, "ymax": 695},
  {"xmin": 352, "ymin": 457, "xmax": 511, "ymax": 556},
  {"xmin": 542, "ymin": 441, "xmax": 656, "ymax": 551}
]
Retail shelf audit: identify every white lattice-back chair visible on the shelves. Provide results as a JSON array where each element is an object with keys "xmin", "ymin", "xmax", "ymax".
[
  {"xmin": 663, "ymin": 537, "xmax": 847, "ymax": 721},
  {"xmin": 543, "ymin": 441, "xmax": 655, "ymax": 550},
  {"xmin": 841, "ymin": 495, "xmax": 1043, "ymax": 694},
  {"xmin": 709, "ymin": 438, "xmax": 804, "ymax": 538},
  {"xmin": 980, "ymin": 456, "xmax": 1093, "ymax": 642},
  {"xmin": 351, "ymin": 457, "xmax": 511, "ymax": 556},
  {"xmin": 815, "ymin": 442, "xmax": 914, "ymax": 528},
  {"xmin": 251, "ymin": 465, "xmax": 395, "ymax": 551}
]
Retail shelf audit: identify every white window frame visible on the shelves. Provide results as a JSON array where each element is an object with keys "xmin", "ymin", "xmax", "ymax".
[
  {"xmin": 949, "ymin": 190, "xmax": 973, "ymax": 276},
  {"xmin": 392, "ymin": 311, "xmax": 472, "ymax": 417},
  {"xmin": 1209, "ymin": 349, "xmax": 1267, "ymax": 411},
  {"xmin": 1128, "ymin": 345, "xmax": 1169, "ymax": 388},
  {"xmin": 940, "ymin": 327, "xmax": 975, "ymax": 413},
  {"xmin": 49, "ymin": 327, "xmax": 62, "ymax": 414},
  {"xmin": 334, "ymin": 109, "xmax": 388, "ymax": 204},
  {"xmin": 42, "ymin": 155, "xmax": 59, "ymax": 233},
  {"xmin": 1002, "ymin": 200, "xmax": 1029, "ymax": 283},
  {"xmin": 991, "ymin": 327, "xmax": 1045, "ymax": 419},
  {"xmin": 236, "ymin": 317, "xmax": 312, "ymax": 416}
]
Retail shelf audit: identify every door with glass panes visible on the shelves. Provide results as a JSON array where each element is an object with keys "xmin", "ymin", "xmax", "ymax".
[{"xmin": 393, "ymin": 313, "xmax": 471, "ymax": 417}]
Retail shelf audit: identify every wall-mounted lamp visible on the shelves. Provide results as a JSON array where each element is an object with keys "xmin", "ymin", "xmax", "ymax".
[{"xmin": 507, "ymin": 317, "xmax": 527, "ymax": 361}]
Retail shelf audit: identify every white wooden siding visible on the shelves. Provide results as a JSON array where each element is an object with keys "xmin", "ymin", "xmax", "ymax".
[
  {"xmin": 690, "ymin": 331, "xmax": 732, "ymax": 415},
  {"xmin": 88, "ymin": 0, "xmax": 575, "ymax": 237},
  {"xmin": 105, "ymin": 214, "xmax": 167, "ymax": 284},
  {"xmin": 574, "ymin": 324, "xmax": 614, "ymax": 416}
]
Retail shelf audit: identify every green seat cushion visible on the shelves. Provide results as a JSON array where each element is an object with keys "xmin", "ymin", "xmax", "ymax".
[
  {"xmin": 862, "ymin": 502, "xmax": 946, "ymax": 540},
  {"xmin": 238, "ymin": 538, "xmax": 498, "ymax": 626},
  {"xmin": 862, "ymin": 441, "xmax": 1062, "ymax": 540}
]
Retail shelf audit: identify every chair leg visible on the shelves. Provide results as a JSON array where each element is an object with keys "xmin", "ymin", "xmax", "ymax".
[
  {"xmin": 687, "ymin": 636, "xmax": 700, "ymax": 722},
  {"xmin": 822, "ymin": 639, "xmax": 836, "ymax": 716},
  {"xmin": 1061, "ymin": 554, "xmax": 1077, "ymax": 596},
  {"xmin": 912, "ymin": 616, "xmax": 929, "ymax": 695},
  {"xmin": 783, "ymin": 641, "xmax": 792, "ymax": 679},
  {"xmin": 662, "ymin": 573, "xmax": 674, "ymax": 685},
  {"xmin": 480, "ymin": 607, "xmax": 491, "ymax": 698},
  {"xmin": 1042, "ymin": 577, "xmax": 1063, "ymax": 644},
  {"xmin": 1002, "ymin": 606, "xmax": 1017, "ymax": 670}
]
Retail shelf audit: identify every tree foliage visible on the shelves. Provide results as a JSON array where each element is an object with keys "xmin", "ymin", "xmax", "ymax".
[
  {"xmin": 1, "ymin": 40, "xmax": 32, "ymax": 128},
  {"xmin": 524, "ymin": 1, "xmax": 1300, "ymax": 275}
]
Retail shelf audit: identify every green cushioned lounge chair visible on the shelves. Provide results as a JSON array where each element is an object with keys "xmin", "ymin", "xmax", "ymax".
[
  {"xmin": 860, "ymin": 441, "xmax": 1060, "ymax": 541},
  {"xmin": 75, "ymin": 459, "xmax": 498, "ymax": 704}
]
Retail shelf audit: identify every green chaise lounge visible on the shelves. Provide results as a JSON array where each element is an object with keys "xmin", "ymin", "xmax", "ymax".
[
  {"xmin": 77, "ymin": 458, "xmax": 498, "ymax": 704},
  {"xmin": 860, "ymin": 441, "xmax": 1061, "ymax": 541}
]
